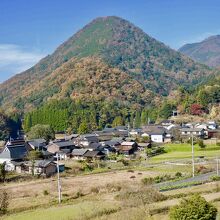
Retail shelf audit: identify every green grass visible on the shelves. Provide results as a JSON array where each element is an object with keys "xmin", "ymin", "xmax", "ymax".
[
  {"xmin": 1, "ymin": 201, "xmax": 119, "ymax": 220},
  {"xmin": 150, "ymin": 143, "xmax": 220, "ymax": 163}
]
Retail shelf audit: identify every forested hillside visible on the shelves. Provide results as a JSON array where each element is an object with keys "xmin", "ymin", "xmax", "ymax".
[
  {"xmin": 179, "ymin": 35, "xmax": 220, "ymax": 67},
  {"xmin": 0, "ymin": 16, "xmax": 214, "ymax": 113},
  {"xmin": 23, "ymin": 99, "xmax": 158, "ymax": 133}
]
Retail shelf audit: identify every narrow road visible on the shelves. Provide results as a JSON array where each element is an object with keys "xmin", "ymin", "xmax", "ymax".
[{"xmin": 155, "ymin": 171, "xmax": 217, "ymax": 190}]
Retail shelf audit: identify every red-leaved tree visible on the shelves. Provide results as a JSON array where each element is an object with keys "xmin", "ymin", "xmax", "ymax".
[{"xmin": 190, "ymin": 104, "xmax": 204, "ymax": 115}]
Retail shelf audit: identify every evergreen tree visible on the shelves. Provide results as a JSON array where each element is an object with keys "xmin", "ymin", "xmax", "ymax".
[
  {"xmin": 134, "ymin": 111, "xmax": 141, "ymax": 128},
  {"xmin": 141, "ymin": 110, "xmax": 148, "ymax": 125}
]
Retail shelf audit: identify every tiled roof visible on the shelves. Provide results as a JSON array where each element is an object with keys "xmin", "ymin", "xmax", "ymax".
[{"xmin": 72, "ymin": 149, "xmax": 88, "ymax": 156}]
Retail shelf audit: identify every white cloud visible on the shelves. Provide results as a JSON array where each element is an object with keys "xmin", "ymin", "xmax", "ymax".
[{"xmin": 0, "ymin": 44, "xmax": 45, "ymax": 82}]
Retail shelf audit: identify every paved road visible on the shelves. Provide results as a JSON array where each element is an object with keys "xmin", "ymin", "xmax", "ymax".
[{"xmin": 155, "ymin": 171, "xmax": 217, "ymax": 190}]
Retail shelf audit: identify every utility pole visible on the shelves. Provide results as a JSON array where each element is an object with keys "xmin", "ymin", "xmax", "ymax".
[
  {"xmin": 192, "ymin": 133, "xmax": 195, "ymax": 178},
  {"xmin": 56, "ymin": 153, "xmax": 61, "ymax": 204},
  {"xmin": 217, "ymin": 158, "xmax": 219, "ymax": 176},
  {"xmin": 128, "ymin": 123, "xmax": 130, "ymax": 137}
]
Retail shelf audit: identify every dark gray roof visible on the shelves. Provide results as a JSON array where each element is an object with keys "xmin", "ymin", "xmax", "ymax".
[
  {"xmin": 0, "ymin": 145, "xmax": 27, "ymax": 160},
  {"xmin": 104, "ymin": 140, "xmax": 121, "ymax": 146},
  {"xmin": 115, "ymin": 126, "xmax": 128, "ymax": 130},
  {"xmin": 72, "ymin": 149, "xmax": 88, "ymax": 156},
  {"xmin": 84, "ymin": 150, "xmax": 105, "ymax": 157},
  {"xmin": 29, "ymin": 138, "xmax": 46, "ymax": 144},
  {"xmin": 180, "ymin": 128, "xmax": 204, "ymax": 132},
  {"xmin": 42, "ymin": 150, "xmax": 54, "ymax": 156},
  {"xmin": 88, "ymin": 142, "xmax": 101, "ymax": 149},
  {"xmin": 113, "ymin": 130, "xmax": 128, "ymax": 137},
  {"xmin": 102, "ymin": 128, "xmax": 116, "ymax": 132},
  {"xmin": 60, "ymin": 148, "xmax": 72, "ymax": 154},
  {"xmin": 80, "ymin": 134, "xmax": 99, "ymax": 142},
  {"xmin": 138, "ymin": 143, "xmax": 150, "ymax": 147},
  {"xmin": 143, "ymin": 126, "xmax": 167, "ymax": 135},
  {"xmin": 26, "ymin": 160, "xmax": 55, "ymax": 168},
  {"xmin": 52, "ymin": 140, "xmax": 75, "ymax": 148},
  {"xmin": 28, "ymin": 139, "xmax": 46, "ymax": 148},
  {"xmin": 130, "ymin": 128, "xmax": 142, "ymax": 132}
]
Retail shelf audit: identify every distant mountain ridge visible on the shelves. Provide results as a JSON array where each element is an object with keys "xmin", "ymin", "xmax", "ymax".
[
  {"xmin": 179, "ymin": 35, "xmax": 220, "ymax": 67},
  {"xmin": 0, "ymin": 16, "xmax": 214, "ymax": 112}
]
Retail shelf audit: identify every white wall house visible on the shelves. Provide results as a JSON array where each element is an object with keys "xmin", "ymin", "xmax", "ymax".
[{"xmin": 150, "ymin": 134, "xmax": 164, "ymax": 143}]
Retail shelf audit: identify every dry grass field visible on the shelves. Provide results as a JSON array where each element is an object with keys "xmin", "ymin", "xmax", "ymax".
[
  {"xmin": 1, "ymin": 168, "xmax": 220, "ymax": 220},
  {"xmin": 1, "ymin": 142, "xmax": 220, "ymax": 220}
]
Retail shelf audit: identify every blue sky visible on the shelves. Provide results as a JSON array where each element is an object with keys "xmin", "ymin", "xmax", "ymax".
[{"xmin": 1, "ymin": 0, "xmax": 220, "ymax": 82}]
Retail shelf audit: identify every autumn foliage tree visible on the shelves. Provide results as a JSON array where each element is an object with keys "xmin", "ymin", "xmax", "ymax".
[{"xmin": 190, "ymin": 103, "xmax": 205, "ymax": 115}]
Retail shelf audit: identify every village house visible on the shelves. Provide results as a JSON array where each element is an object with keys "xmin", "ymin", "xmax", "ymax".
[
  {"xmin": 94, "ymin": 131, "xmax": 115, "ymax": 141},
  {"xmin": 84, "ymin": 142, "xmax": 103, "ymax": 151},
  {"xmin": 142, "ymin": 126, "xmax": 170, "ymax": 143},
  {"xmin": 207, "ymin": 121, "xmax": 218, "ymax": 130},
  {"xmin": 13, "ymin": 160, "xmax": 57, "ymax": 177},
  {"xmin": 137, "ymin": 142, "xmax": 151, "ymax": 150},
  {"xmin": 28, "ymin": 138, "xmax": 47, "ymax": 151},
  {"xmin": 101, "ymin": 140, "xmax": 121, "ymax": 148},
  {"xmin": 129, "ymin": 128, "xmax": 143, "ymax": 137},
  {"xmin": 75, "ymin": 134, "xmax": 99, "ymax": 147},
  {"xmin": 47, "ymin": 140, "xmax": 77, "ymax": 160},
  {"xmin": 83, "ymin": 150, "xmax": 105, "ymax": 160},
  {"xmin": 160, "ymin": 119, "xmax": 175, "ymax": 127},
  {"xmin": 180, "ymin": 127, "xmax": 205, "ymax": 138},
  {"xmin": 118, "ymin": 141, "xmax": 138, "ymax": 155},
  {"xmin": 0, "ymin": 139, "xmax": 31, "ymax": 170},
  {"xmin": 71, "ymin": 149, "xmax": 89, "ymax": 160}
]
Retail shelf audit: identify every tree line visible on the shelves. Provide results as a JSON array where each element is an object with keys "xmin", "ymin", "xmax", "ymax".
[{"xmin": 23, "ymin": 99, "xmax": 162, "ymax": 134}]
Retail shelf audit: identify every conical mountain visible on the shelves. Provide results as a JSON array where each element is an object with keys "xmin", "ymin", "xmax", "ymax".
[{"xmin": 0, "ymin": 16, "xmax": 213, "ymax": 111}]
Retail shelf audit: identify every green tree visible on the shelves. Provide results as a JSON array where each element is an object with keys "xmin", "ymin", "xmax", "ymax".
[
  {"xmin": 159, "ymin": 103, "xmax": 175, "ymax": 119},
  {"xmin": 197, "ymin": 139, "xmax": 206, "ymax": 149},
  {"xmin": 169, "ymin": 194, "xmax": 217, "ymax": 220},
  {"xmin": 23, "ymin": 114, "xmax": 32, "ymax": 132},
  {"xmin": 0, "ymin": 163, "xmax": 6, "ymax": 182},
  {"xmin": 134, "ymin": 111, "xmax": 141, "ymax": 128},
  {"xmin": 27, "ymin": 124, "xmax": 55, "ymax": 143},
  {"xmin": 78, "ymin": 121, "xmax": 89, "ymax": 134},
  {"xmin": 197, "ymin": 90, "xmax": 210, "ymax": 107},
  {"xmin": 0, "ymin": 112, "xmax": 10, "ymax": 140},
  {"xmin": 141, "ymin": 110, "xmax": 148, "ymax": 125},
  {"xmin": 112, "ymin": 116, "xmax": 123, "ymax": 127}
]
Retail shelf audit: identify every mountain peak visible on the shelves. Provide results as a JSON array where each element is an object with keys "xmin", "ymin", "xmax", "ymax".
[
  {"xmin": 179, "ymin": 35, "xmax": 220, "ymax": 67},
  {"xmin": 204, "ymin": 35, "xmax": 220, "ymax": 41},
  {"xmin": 0, "ymin": 16, "xmax": 213, "ymax": 111}
]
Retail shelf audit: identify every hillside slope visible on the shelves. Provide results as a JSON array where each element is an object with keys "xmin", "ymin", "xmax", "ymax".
[
  {"xmin": 16, "ymin": 57, "xmax": 157, "ymax": 110},
  {"xmin": 0, "ymin": 16, "xmax": 214, "ymax": 111},
  {"xmin": 179, "ymin": 35, "xmax": 220, "ymax": 67}
]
